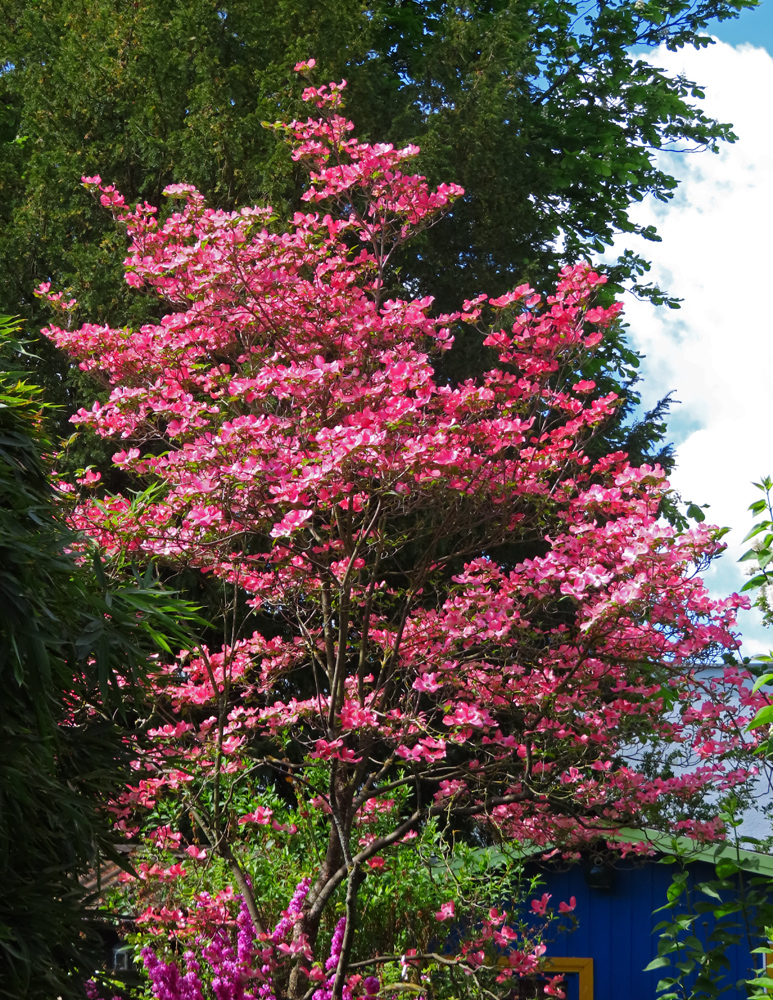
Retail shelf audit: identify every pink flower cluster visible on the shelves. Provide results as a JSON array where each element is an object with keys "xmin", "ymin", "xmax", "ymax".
[{"xmin": 47, "ymin": 66, "xmax": 772, "ymax": 992}]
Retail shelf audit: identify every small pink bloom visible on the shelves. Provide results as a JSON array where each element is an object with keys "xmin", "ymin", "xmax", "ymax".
[
  {"xmin": 113, "ymin": 447, "xmax": 140, "ymax": 466},
  {"xmin": 238, "ymin": 806, "xmax": 274, "ymax": 825},
  {"xmin": 270, "ymin": 508, "xmax": 313, "ymax": 537},
  {"xmin": 76, "ymin": 468, "xmax": 102, "ymax": 486},
  {"xmin": 272, "ymin": 820, "xmax": 299, "ymax": 834}
]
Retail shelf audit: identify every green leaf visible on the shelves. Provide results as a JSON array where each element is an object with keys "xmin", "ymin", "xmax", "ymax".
[
  {"xmin": 751, "ymin": 672, "xmax": 773, "ymax": 694},
  {"xmin": 644, "ymin": 956, "xmax": 673, "ymax": 971},
  {"xmin": 759, "ymin": 549, "xmax": 773, "ymax": 569},
  {"xmin": 747, "ymin": 704, "xmax": 773, "ymax": 730},
  {"xmin": 715, "ymin": 859, "xmax": 741, "ymax": 878},
  {"xmin": 743, "ymin": 522, "xmax": 773, "ymax": 542}
]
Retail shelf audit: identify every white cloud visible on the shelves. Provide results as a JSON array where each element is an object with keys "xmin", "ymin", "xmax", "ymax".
[{"xmin": 609, "ymin": 39, "xmax": 773, "ymax": 653}]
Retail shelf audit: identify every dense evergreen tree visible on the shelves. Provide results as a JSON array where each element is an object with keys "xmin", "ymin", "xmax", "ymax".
[
  {"xmin": 0, "ymin": 0, "xmax": 753, "ymax": 312},
  {"xmin": 0, "ymin": 0, "xmax": 755, "ymax": 466}
]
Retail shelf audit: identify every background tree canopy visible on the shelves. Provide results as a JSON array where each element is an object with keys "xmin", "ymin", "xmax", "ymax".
[
  {"xmin": 0, "ymin": 0, "xmax": 755, "ymax": 456},
  {"xmin": 0, "ymin": 0, "xmax": 755, "ymax": 315}
]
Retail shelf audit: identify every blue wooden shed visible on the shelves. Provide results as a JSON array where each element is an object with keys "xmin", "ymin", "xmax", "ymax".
[{"xmin": 523, "ymin": 833, "xmax": 773, "ymax": 1000}]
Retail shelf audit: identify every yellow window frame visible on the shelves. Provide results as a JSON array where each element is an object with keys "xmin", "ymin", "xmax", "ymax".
[{"xmin": 543, "ymin": 957, "xmax": 594, "ymax": 1000}]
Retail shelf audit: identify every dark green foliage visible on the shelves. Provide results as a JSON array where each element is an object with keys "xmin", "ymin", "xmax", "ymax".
[
  {"xmin": 0, "ymin": 0, "xmax": 756, "ymax": 313},
  {"xmin": 0, "ymin": 317, "xmax": 201, "ymax": 999},
  {"xmin": 649, "ymin": 855, "xmax": 773, "ymax": 999},
  {"xmin": 0, "ymin": 0, "xmax": 758, "ymax": 459},
  {"xmin": 647, "ymin": 802, "xmax": 773, "ymax": 999}
]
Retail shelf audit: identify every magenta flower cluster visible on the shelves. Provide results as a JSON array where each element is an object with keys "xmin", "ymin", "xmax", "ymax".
[
  {"xmin": 271, "ymin": 877, "xmax": 312, "ymax": 942},
  {"xmin": 87, "ymin": 878, "xmax": 379, "ymax": 1000},
  {"xmin": 311, "ymin": 917, "xmax": 347, "ymax": 1000}
]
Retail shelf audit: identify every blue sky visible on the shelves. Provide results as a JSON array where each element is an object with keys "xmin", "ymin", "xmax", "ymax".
[
  {"xmin": 709, "ymin": 0, "xmax": 773, "ymax": 48},
  {"xmin": 611, "ymin": 1, "xmax": 773, "ymax": 654}
]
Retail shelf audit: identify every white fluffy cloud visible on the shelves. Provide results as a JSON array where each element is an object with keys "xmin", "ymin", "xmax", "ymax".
[{"xmin": 609, "ymin": 39, "xmax": 773, "ymax": 652}]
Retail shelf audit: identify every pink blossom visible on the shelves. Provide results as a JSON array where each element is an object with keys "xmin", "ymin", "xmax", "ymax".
[
  {"xmin": 270, "ymin": 508, "xmax": 313, "ymax": 537},
  {"xmin": 238, "ymin": 806, "xmax": 274, "ymax": 825}
]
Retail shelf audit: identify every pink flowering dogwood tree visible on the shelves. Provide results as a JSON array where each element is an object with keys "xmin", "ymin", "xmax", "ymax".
[{"xmin": 41, "ymin": 65, "xmax": 769, "ymax": 1000}]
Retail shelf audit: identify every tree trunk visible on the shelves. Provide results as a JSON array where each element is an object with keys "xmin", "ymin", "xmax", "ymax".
[{"xmin": 287, "ymin": 823, "xmax": 345, "ymax": 999}]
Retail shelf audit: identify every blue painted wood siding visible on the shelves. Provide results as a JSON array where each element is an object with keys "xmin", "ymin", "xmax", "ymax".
[{"xmin": 533, "ymin": 860, "xmax": 765, "ymax": 1000}]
